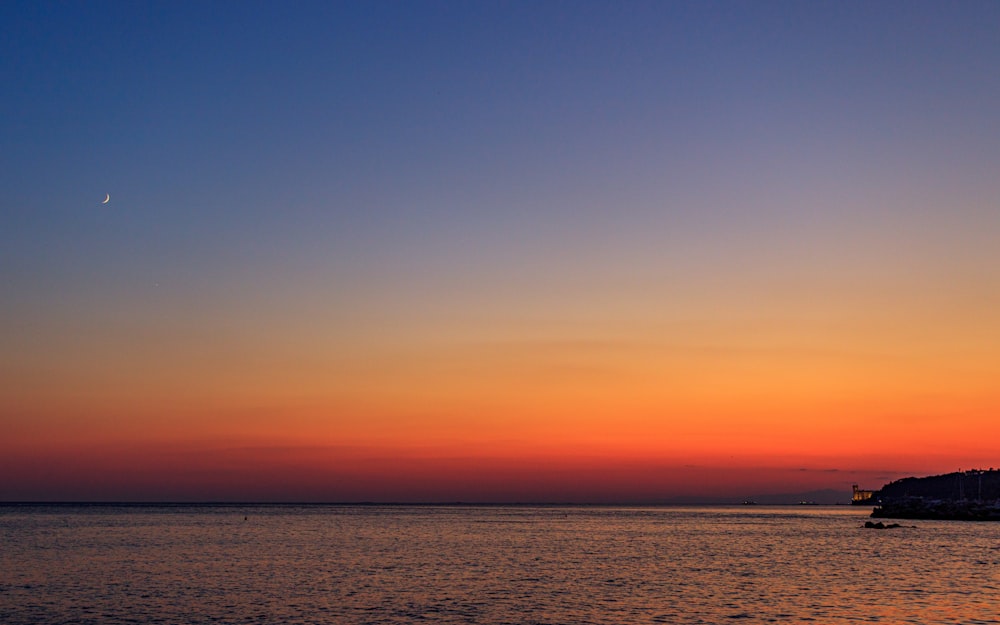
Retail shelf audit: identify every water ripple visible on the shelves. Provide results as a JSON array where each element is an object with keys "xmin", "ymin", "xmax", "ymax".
[{"xmin": 2, "ymin": 505, "xmax": 1000, "ymax": 624}]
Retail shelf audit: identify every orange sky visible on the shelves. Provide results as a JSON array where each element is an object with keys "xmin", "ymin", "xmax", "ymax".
[
  {"xmin": 4, "ymin": 280, "xmax": 999, "ymax": 501},
  {"xmin": 4, "ymin": 4, "xmax": 1000, "ymax": 502}
]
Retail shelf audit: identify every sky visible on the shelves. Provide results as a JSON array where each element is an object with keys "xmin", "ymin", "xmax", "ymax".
[{"xmin": 3, "ymin": 1, "xmax": 1000, "ymax": 502}]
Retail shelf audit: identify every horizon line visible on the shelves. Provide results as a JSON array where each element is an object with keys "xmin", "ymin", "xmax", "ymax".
[{"xmin": 0, "ymin": 500, "xmax": 857, "ymax": 507}]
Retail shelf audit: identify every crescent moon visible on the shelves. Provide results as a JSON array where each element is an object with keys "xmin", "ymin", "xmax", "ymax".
[{"xmin": 102, "ymin": 193, "xmax": 110, "ymax": 204}]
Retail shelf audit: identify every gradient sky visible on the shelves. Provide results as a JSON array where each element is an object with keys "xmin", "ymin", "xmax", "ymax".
[{"xmin": 3, "ymin": 1, "xmax": 1000, "ymax": 502}]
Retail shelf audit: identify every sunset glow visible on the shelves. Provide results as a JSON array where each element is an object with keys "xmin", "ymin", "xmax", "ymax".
[{"xmin": 3, "ymin": 2, "xmax": 1000, "ymax": 501}]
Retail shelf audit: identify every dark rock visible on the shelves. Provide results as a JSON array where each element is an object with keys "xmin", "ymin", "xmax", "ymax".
[{"xmin": 863, "ymin": 521, "xmax": 909, "ymax": 529}]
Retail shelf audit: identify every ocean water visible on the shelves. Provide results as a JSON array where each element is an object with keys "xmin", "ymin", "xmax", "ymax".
[{"xmin": 2, "ymin": 505, "xmax": 999, "ymax": 624}]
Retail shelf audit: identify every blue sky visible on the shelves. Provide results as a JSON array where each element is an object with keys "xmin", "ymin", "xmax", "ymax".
[{"xmin": 4, "ymin": 1, "xmax": 1000, "ymax": 501}]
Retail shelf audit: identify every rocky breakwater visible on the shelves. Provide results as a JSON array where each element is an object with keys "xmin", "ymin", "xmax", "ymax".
[{"xmin": 872, "ymin": 497, "xmax": 1000, "ymax": 521}]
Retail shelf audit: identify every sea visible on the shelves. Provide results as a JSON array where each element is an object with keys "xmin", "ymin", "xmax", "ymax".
[{"xmin": 2, "ymin": 504, "xmax": 999, "ymax": 624}]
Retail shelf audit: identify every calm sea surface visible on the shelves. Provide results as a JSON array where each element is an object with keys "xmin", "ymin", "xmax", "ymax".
[{"xmin": 2, "ymin": 504, "xmax": 999, "ymax": 624}]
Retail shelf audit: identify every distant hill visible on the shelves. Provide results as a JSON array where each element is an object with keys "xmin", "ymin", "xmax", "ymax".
[
  {"xmin": 877, "ymin": 469, "xmax": 1000, "ymax": 502},
  {"xmin": 870, "ymin": 469, "xmax": 1000, "ymax": 520},
  {"xmin": 658, "ymin": 488, "xmax": 851, "ymax": 505}
]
